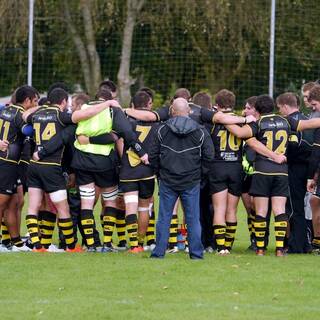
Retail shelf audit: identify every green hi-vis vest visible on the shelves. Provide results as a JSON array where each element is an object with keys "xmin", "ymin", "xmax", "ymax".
[{"xmin": 74, "ymin": 103, "xmax": 114, "ymax": 156}]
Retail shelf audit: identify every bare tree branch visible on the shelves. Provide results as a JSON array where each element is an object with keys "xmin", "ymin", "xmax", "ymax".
[
  {"xmin": 80, "ymin": 0, "xmax": 101, "ymax": 93},
  {"xmin": 62, "ymin": 0, "xmax": 92, "ymax": 94},
  {"xmin": 117, "ymin": 0, "xmax": 145, "ymax": 106}
]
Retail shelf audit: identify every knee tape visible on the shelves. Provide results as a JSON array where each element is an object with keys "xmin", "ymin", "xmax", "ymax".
[
  {"xmin": 49, "ymin": 190, "xmax": 67, "ymax": 202},
  {"xmin": 79, "ymin": 187, "xmax": 95, "ymax": 200},
  {"xmin": 124, "ymin": 194, "xmax": 138, "ymax": 204},
  {"xmin": 102, "ymin": 188, "xmax": 118, "ymax": 201}
]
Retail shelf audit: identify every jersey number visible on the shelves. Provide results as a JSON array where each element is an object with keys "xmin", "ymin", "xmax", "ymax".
[
  {"xmin": 34, "ymin": 123, "xmax": 56, "ymax": 145},
  {"xmin": 217, "ymin": 129, "xmax": 241, "ymax": 151},
  {"xmin": 0, "ymin": 119, "xmax": 10, "ymax": 141},
  {"xmin": 263, "ymin": 130, "xmax": 288, "ymax": 154},
  {"xmin": 136, "ymin": 125, "xmax": 151, "ymax": 143}
]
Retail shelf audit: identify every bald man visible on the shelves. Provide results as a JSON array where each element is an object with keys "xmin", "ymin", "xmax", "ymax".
[{"xmin": 149, "ymin": 98, "xmax": 215, "ymax": 259}]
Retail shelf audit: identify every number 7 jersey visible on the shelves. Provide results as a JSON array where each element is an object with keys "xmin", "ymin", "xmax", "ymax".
[{"xmin": 119, "ymin": 119, "xmax": 159, "ymax": 182}]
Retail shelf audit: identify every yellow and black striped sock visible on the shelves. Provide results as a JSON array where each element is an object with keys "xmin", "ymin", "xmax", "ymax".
[
  {"xmin": 40, "ymin": 210, "xmax": 56, "ymax": 249},
  {"xmin": 26, "ymin": 214, "xmax": 41, "ymax": 249},
  {"xmin": 312, "ymin": 237, "xmax": 320, "ymax": 248},
  {"xmin": 274, "ymin": 214, "xmax": 288, "ymax": 250},
  {"xmin": 225, "ymin": 221, "xmax": 237, "ymax": 251},
  {"xmin": 138, "ymin": 233, "xmax": 145, "ymax": 247},
  {"xmin": 126, "ymin": 214, "xmax": 138, "ymax": 248},
  {"xmin": 116, "ymin": 208, "xmax": 127, "ymax": 246},
  {"xmin": 146, "ymin": 208, "xmax": 155, "ymax": 246},
  {"xmin": 11, "ymin": 236, "xmax": 24, "ymax": 247},
  {"xmin": 168, "ymin": 214, "xmax": 178, "ymax": 248},
  {"xmin": 102, "ymin": 207, "xmax": 117, "ymax": 247},
  {"xmin": 213, "ymin": 224, "xmax": 226, "ymax": 252},
  {"xmin": 80, "ymin": 209, "xmax": 95, "ymax": 247},
  {"xmin": 58, "ymin": 218, "xmax": 75, "ymax": 249},
  {"xmin": 248, "ymin": 210, "xmax": 255, "ymax": 238},
  {"xmin": 1, "ymin": 221, "xmax": 11, "ymax": 246},
  {"xmin": 254, "ymin": 215, "xmax": 267, "ymax": 250}
]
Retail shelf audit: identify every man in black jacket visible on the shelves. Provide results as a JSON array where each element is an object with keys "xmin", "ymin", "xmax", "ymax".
[{"xmin": 149, "ymin": 98, "xmax": 215, "ymax": 259}]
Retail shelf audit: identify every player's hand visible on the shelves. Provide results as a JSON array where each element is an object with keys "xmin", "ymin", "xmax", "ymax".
[
  {"xmin": 140, "ymin": 153, "xmax": 149, "ymax": 165},
  {"xmin": 77, "ymin": 135, "xmax": 89, "ymax": 145},
  {"xmin": 272, "ymin": 153, "xmax": 287, "ymax": 164},
  {"xmin": 32, "ymin": 151, "xmax": 40, "ymax": 161},
  {"xmin": 245, "ymin": 115, "xmax": 256, "ymax": 124},
  {"xmin": 0, "ymin": 139, "xmax": 9, "ymax": 151},
  {"xmin": 107, "ymin": 100, "xmax": 122, "ymax": 109},
  {"xmin": 67, "ymin": 173, "xmax": 76, "ymax": 189},
  {"xmin": 111, "ymin": 132, "xmax": 120, "ymax": 142},
  {"xmin": 307, "ymin": 179, "xmax": 316, "ymax": 193}
]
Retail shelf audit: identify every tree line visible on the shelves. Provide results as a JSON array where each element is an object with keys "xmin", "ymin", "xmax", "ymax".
[{"xmin": 0, "ymin": 0, "xmax": 319, "ymax": 107}]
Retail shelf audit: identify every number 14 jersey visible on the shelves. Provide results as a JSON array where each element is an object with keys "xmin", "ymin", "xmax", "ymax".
[{"xmin": 26, "ymin": 105, "xmax": 74, "ymax": 166}]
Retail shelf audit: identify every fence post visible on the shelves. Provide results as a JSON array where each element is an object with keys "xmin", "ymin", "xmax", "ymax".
[
  {"xmin": 269, "ymin": 0, "xmax": 276, "ymax": 98},
  {"xmin": 28, "ymin": 0, "xmax": 35, "ymax": 86}
]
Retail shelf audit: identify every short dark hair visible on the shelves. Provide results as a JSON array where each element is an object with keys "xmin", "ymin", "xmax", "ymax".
[
  {"xmin": 139, "ymin": 87, "xmax": 154, "ymax": 101},
  {"xmin": 15, "ymin": 85, "xmax": 38, "ymax": 104},
  {"xmin": 245, "ymin": 96, "xmax": 258, "ymax": 108},
  {"xmin": 99, "ymin": 80, "xmax": 117, "ymax": 93},
  {"xmin": 215, "ymin": 89, "xmax": 235, "ymax": 109},
  {"xmin": 48, "ymin": 82, "xmax": 69, "ymax": 96},
  {"xmin": 276, "ymin": 92, "xmax": 298, "ymax": 108},
  {"xmin": 48, "ymin": 88, "xmax": 68, "ymax": 105},
  {"xmin": 132, "ymin": 91, "xmax": 151, "ymax": 109},
  {"xmin": 38, "ymin": 97, "xmax": 48, "ymax": 106},
  {"xmin": 254, "ymin": 95, "xmax": 274, "ymax": 114},
  {"xmin": 96, "ymin": 88, "xmax": 112, "ymax": 101},
  {"xmin": 174, "ymin": 88, "xmax": 191, "ymax": 101},
  {"xmin": 192, "ymin": 92, "xmax": 212, "ymax": 109}
]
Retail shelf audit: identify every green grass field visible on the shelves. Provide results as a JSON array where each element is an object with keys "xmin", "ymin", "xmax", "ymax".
[{"xmin": 1, "ymin": 201, "xmax": 320, "ymax": 320}]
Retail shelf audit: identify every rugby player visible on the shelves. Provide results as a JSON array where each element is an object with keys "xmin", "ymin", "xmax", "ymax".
[{"xmin": 24, "ymin": 88, "xmax": 113, "ymax": 252}]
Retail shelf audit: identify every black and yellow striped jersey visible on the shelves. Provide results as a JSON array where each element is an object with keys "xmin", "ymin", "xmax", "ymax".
[
  {"xmin": 211, "ymin": 112, "xmax": 242, "ymax": 162},
  {"xmin": 26, "ymin": 105, "xmax": 73, "ymax": 166},
  {"xmin": 0, "ymin": 104, "xmax": 25, "ymax": 163}
]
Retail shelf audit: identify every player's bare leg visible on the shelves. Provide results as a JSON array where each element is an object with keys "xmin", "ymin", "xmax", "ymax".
[
  {"xmin": 137, "ymin": 197, "xmax": 152, "ymax": 248},
  {"xmin": 26, "ymin": 187, "xmax": 44, "ymax": 250},
  {"xmin": 253, "ymin": 197, "xmax": 269, "ymax": 255},
  {"xmin": 225, "ymin": 193, "xmax": 240, "ymax": 252},
  {"xmin": 212, "ymin": 189, "xmax": 228, "ymax": 254},
  {"xmin": 100, "ymin": 185, "xmax": 118, "ymax": 252},
  {"xmin": 310, "ymin": 195, "xmax": 320, "ymax": 252},
  {"xmin": 271, "ymin": 196, "xmax": 288, "ymax": 256},
  {"xmin": 123, "ymin": 191, "xmax": 141, "ymax": 252}
]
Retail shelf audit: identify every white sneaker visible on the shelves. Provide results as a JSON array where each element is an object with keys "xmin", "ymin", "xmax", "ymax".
[
  {"xmin": 143, "ymin": 244, "xmax": 156, "ymax": 252},
  {"xmin": 166, "ymin": 246, "xmax": 179, "ymax": 253},
  {"xmin": 216, "ymin": 249, "xmax": 226, "ymax": 255},
  {"xmin": 184, "ymin": 246, "xmax": 189, "ymax": 253},
  {"xmin": 0, "ymin": 245, "xmax": 10, "ymax": 253},
  {"xmin": 205, "ymin": 246, "xmax": 214, "ymax": 253},
  {"xmin": 11, "ymin": 245, "xmax": 32, "ymax": 252},
  {"xmin": 47, "ymin": 244, "xmax": 65, "ymax": 253}
]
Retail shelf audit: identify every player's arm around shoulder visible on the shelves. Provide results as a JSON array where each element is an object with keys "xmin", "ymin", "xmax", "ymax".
[{"xmin": 71, "ymin": 99, "xmax": 121, "ymax": 123}]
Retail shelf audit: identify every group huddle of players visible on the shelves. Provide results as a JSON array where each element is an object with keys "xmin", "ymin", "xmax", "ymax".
[{"xmin": 1, "ymin": 79, "xmax": 320, "ymax": 257}]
